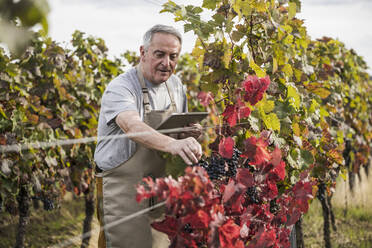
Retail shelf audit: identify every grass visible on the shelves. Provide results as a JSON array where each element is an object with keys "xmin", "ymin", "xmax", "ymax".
[
  {"xmin": 302, "ymin": 166, "xmax": 372, "ymax": 248},
  {"xmin": 302, "ymin": 199, "xmax": 372, "ymax": 248},
  {"xmin": 0, "ymin": 194, "xmax": 99, "ymax": 248}
]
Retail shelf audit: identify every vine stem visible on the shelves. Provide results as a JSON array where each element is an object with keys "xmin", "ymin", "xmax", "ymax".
[
  {"xmin": 14, "ymin": 185, "xmax": 30, "ymax": 248},
  {"xmin": 317, "ymin": 183, "xmax": 332, "ymax": 248}
]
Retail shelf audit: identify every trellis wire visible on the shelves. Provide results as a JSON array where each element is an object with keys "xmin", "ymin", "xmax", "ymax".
[{"xmin": 49, "ymin": 201, "xmax": 166, "ymax": 248}]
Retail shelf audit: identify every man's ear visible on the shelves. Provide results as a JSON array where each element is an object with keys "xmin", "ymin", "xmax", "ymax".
[{"xmin": 140, "ymin": 46, "xmax": 145, "ymax": 58}]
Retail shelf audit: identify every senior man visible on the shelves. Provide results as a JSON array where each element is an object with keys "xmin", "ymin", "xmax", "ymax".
[{"xmin": 94, "ymin": 24, "xmax": 202, "ymax": 248}]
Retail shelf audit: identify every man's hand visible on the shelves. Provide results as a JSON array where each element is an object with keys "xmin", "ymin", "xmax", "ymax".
[
  {"xmin": 178, "ymin": 123, "xmax": 203, "ymax": 140},
  {"xmin": 167, "ymin": 137, "xmax": 202, "ymax": 165},
  {"xmin": 116, "ymin": 111, "xmax": 202, "ymax": 166}
]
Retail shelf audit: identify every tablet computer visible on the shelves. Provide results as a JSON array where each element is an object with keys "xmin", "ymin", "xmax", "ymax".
[{"xmin": 156, "ymin": 112, "xmax": 209, "ymax": 130}]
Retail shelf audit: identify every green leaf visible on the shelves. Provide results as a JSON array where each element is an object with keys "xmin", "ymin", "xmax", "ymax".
[
  {"xmin": 275, "ymin": 100, "xmax": 295, "ymax": 119},
  {"xmin": 200, "ymin": 81, "xmax": 219, "ymax": 95},
  {"xmin": 202, "ymin": 0, "xmax": 217, "ymax": 10},
  {"xmin": 231, "ymin": 30, "xmax": 244, "ymax": 42},
  {"xmin": 299, "ymin": 150, "xmax": 314, "ymax": 169}
]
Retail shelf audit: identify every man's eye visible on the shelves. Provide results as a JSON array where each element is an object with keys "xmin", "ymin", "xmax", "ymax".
[
  {"xmin": 155, "ymin": 53, "xmax": 163, "ymax": 58},
  {"xmin": 170, "ymin": 54, "xmax": 178, "ymax": 60}
]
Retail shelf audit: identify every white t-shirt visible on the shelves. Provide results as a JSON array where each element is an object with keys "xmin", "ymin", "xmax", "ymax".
[{"xmin": 94, "ymin": 67, "xmax": 187, "ymax": 171}]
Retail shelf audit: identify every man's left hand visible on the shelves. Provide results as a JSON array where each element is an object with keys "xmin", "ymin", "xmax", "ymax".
[{"xmin": 178, "ymin": 123, "xmax": 203, "ymax": 140}]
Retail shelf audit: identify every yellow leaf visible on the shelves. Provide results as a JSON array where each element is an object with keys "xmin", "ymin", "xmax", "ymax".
[
  {"xmin": 328, "ymin": 149, "xmax": 344, "ymax": 164},
  {"xmin": 292, "ymin": 122, "xmax": 300, "ymax": 136},
  {"xmin": 249, "ymin": 59, "xmax": 266, "ymax": 78},
  {"xmin": 286, "ymin": 85, "xmax": 301, "ymax": 109},
  {"xmin": 305, "ymin": 82, "xmax": 331, "ymax": 99},
  {"xmin": 192, "ymin": 39, "xmax": 205, "ymax": 68},
  {"xmin": 282, "ymin": 64, "xmax": 293, "ymax": 77},
  {"xmin": 251, "ymin": 0, "xmax": 267, "ymax": 12},
  {"xmin": 310, "ymin": 88, "xmax": 331, "ymax": 99},
  {"xmin": 26, "ymin": 112, "xmax": 39, "ymax": 125},
  {"xmin": 288, "ymin": 2, "xmax": 297, "ymax": 19},
  {"xmin": 264, "ymin": 113, "xmax": 280, "ymax": 132},
  {"xmin": 272, "ymin": 57, "xmax": 278, "ymax": 73},
  {"xmin": 0, "ymin": 105, "xmax": 7, "ymax": 118},
  {"xmin": 223, "ymin": 44, "xmax": 231, "ymax": 69},
  {"xmin": 263, "ymin": 100, "xmax": 275, "ymax": 113}
]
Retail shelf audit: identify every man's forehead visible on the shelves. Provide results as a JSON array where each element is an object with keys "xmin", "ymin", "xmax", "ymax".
[{"xmin": 149, "ymin": 33, "xmax": 181, "ymax": 48}]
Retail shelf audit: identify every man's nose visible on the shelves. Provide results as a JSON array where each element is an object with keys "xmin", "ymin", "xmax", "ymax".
[{"xmin": 161, "ymin": 56, "xmax": 170, "ymax": 67}]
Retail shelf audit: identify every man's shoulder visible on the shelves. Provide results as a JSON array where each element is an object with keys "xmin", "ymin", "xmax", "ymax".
[{"xmin": 106, "ymin": 67, "xmax": 140, "ymax": 92}]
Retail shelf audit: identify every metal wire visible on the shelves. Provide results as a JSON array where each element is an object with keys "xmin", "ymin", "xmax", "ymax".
[
  {"xmin": 0, "ymin": 126, "xmax": 197, "ymax": 153},
  {"xmin": 49, "ymin": 201, "xmax": 166, "ymax": 248}
]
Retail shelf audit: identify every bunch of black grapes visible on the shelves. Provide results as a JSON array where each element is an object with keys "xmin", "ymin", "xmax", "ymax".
[
  {"xmin": 32, "ymin": 195, "xmax": 54, "ymax": 211},
  {"xmin": 193, "ymin": 148, "xmax": 242, "ymax": 181}
]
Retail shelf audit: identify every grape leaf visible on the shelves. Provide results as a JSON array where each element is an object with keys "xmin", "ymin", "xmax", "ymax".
[{"xmin": 219, "ymin": 136, "xmax": 235, "ymax": 158}]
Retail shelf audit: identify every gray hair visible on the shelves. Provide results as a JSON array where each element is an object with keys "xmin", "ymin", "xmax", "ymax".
[{"xmin": 142, "ymin": 24, "xmax": 182, "ymax": 50}]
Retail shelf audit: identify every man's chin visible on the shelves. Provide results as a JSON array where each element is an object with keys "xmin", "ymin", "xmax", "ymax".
[{"xmin": 155, "ymin": 75, "xmax": 171, "ymax": 83}]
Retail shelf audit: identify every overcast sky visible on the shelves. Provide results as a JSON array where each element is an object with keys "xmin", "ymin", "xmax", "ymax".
[{"xmin": 49, "ymin": 0, "xmax": 372, "ymax": 73}]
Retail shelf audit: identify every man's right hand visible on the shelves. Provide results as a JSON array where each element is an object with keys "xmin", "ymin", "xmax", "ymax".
[{"xmin": 167, "ymin": 137, "xmax": 202, "ymax": 165}]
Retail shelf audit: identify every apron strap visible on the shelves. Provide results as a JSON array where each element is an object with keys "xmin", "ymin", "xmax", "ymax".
[
  {"xmin": 165, "ymin": 81, "xmax": 178, "ymax": 112},
  {"xmin": 136, "ymin": 65, "xmax": 178, "ymax": 113},
  {"xmin": 136, "ymin": 65, "xmax": 152, "ymax": 114}
]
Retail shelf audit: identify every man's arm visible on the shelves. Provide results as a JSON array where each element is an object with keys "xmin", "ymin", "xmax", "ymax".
[{"xmin": 116, "ymin": 111, "xmax": 202, "ymax": 165}]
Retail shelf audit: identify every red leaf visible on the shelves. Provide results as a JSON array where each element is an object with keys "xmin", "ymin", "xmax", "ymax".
[
  {"xmin": 219, "ymin": 219, "xmax": 241, "ymax": 247},
  {"xmin": 272, "ymin": 160, "xmax": 286, "ymax": 181},
  {"xmin": 197, "ymin": 91, "xmax": 214, "ymax": 107},
  {"xmin": 249, "ymin": 228, "xmax": 276, "ymax": 248},
  {"xmin": 270, "ymin": 147, "xmax": 282, "ymax": 167},
  {"xmin": 222, "ymin": 105, "xmax": 237, "ymax": 127},
  {"xmin": 151, "ymin": 216, "xmax": 178, "ymax": 238},
  {"xmin": 243, "ymin": 136, "xmax": 271, "ymax": 165},
  {"xmin": 237, "ymin": 98, "xmax": 251, "ymax": 119},
  {"xmin": 222, "ymin": 179, "xmax": 236, "ymax": 203},
  {"xmin": 243, "ymin": 75, "xmax": 270, "ymax": 105},
  {"xmin": 236, "ymin": 168, "xmax": 254, "ymax": 188},
  {"xmin": 222, "ymin": 99, "xmax": 251, "ymax": 127},
  {"xmin": 182, "ymin": 210, "xmax": 211, "ymax": 229},
  {"xmin": 219, "ymin": 136, "xmax": 234, "ymax": 159}
]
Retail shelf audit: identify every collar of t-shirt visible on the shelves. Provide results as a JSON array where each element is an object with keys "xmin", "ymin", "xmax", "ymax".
[{"xmin": 144, "ymin": 78, "xmax": 171, "ymax": 110}]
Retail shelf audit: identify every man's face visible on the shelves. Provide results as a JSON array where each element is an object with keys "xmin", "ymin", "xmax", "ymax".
[{"xmin": 140, "ymin": 32, "xmax": 181, "ymax": 84}]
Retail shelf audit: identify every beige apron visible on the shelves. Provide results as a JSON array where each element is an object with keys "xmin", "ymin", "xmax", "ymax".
[{"xmin": 96, "ymin": 66, "xmax": 177, "ymax": 248}]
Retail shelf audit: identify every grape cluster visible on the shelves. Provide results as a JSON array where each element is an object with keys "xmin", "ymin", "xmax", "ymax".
[
  {"xmin": 270, "ymin": 200, "xmax": 280, "ymax": 214},
  {"xmin": 224, "ymin": 148, "xmax": 242, "ymax": 178},
  {"xmin": 42, "ymin": 197, "xmax": 54, "ymax": 211},
  {"xmin": 193, "ymin": 148, "xmax": 242, "ymax": 181},
  {"xmin": 245, "ymin": 186, "xmax": 261, "ymax": 204},
  {"xmin": 184, "ymin": 223, "xmax": 193, "ymax": 233}
]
